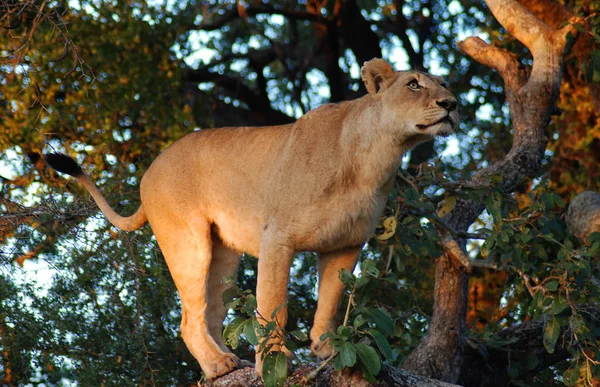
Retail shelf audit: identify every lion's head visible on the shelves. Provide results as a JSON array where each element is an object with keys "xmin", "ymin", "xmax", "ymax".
[{"xmin": 361, "ymin": 58, "xmax": 459, "ymax": 143}]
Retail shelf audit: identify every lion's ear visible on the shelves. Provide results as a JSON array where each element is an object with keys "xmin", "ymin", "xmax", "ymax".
[{"xmin": 361, "ymin": 59, "xmax": 397, "ymax": 95}]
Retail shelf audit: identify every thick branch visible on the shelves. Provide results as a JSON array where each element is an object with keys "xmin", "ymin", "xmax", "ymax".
[
  {"xmin": 517, "ymin": 0, "xmax": 575, "ymax": 29},
  {"xmin": 485, "ymin": 0, "xmax": 556, "ymax": 56},
  {"xmin": 566, "ymin": 191, "xmax": 600, "ymax": 242},
  {"xmin": 456, "ymin": 37, "xmax": 520, "ymax": 81},
  {"xmin": 185, "ymin": 69, "xmax": 293, "ymax": 125},
  {"xmin": 198, "ymin": 5, "xmax": 328, "ymax": 31},
  {"xmin": 201, "ymin": 362, "xmax": 461, "ymax": 386},
  {"xmin": 401, "ymin": 251, "xmax": 468, "ymax": 382},
  {"xmin": 201, "ymin": 48, "xmax": 278, "ymax": 71},
  {"xmin": 185, "ymin": 86, "xmax": 292, "ymax": 128},
  {"xmin": 459, "ymin": 304, "xmax": 600, "ymax": 386},
  {"xmin": 338, "ymin": 0, "xmax": 382, "ymax": 69},
  {"xmin": 305, "ymin": 3, "xmax": 345, "ymax": 102},
  {"xmin": 394, "ymin": 0, "xmax": 422, "ymax": 69}
]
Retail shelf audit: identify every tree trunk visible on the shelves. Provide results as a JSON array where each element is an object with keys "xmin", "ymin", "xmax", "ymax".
[
  {"xmin": 400, "ymin": 253, "xmax": 468, "ymax": 382},
  {"xmin": 401, "ymin": 0, "xmax": 576, "ymax": 382}
]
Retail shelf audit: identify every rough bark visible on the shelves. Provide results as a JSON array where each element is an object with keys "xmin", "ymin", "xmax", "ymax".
[
  {"xmin": 459, "ymin": 304, "xmax": 600, "ymax": 386},
  {"xmin": 201, "ymin": 363, "xmax": 461, "ymax": 387},
  {"xmin": 402, "ymin": 0, "xmax": 576, "ymax": 382},
  {"xmin": 400, "ymin": 253, "xmax": 468, "ymax": 382},
  {"xmin": 566, "ymin": 191, "xmax": 600, "ymax": 242}
]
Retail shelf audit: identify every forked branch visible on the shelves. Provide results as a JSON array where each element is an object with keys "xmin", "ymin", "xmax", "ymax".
[{"xmin": 404, "ymin": 0, "xmax": 577, "ymax": 382}]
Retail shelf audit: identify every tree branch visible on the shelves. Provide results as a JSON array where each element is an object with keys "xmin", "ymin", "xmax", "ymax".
[
  {"xmin": 516, "ymin": 0, "xmax": 575, "ymax": 29},
  {"xmin": 338, "ymin": 0, "xmax": 382, "ymax": 68},
  {"xmin": 393, "ymin": 0, "xmax": 422, "ymax": 69},
  {"xmin": 485, "ymin": 0, "xmax": 555, "ymax": 56},
  {"xmin": 201, "ymin": 362, "xmax": 462, "ymax": 386},
  {"xmin": 459, "ymin": 304, "xmax": 600, "ymax": 386},
  {"xmin": 566, "ymin": 191, "xmax": 600, "ymax": 242},
  {"xmin": 197, "ymin": 4, "xmax": 329, "ymax": 31},
  {"xmin": 185, "ymin": 69, "xmax": 294, "ymax": 125},
  {"xmin": 456, "ymin": 37, "xmax": 520, "ymax": 81}
]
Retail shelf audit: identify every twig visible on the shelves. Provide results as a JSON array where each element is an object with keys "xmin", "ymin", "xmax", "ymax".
[
  {"xmin": 515, "ymin": 268, "xmax": 536, "ymax": 297},
  {"xmin": 398, "ymin": 198, "xmax": 490, "ymax": 240},
  {"xmin": 303, "ymin": 350, "xmax": 339, "ymax": 381},
  {"xmin": 304, "ymin": 286, "xmax": 355, "ymax": 382},
  {"xmin": 442, "ymin": 236, "xmax": 498, "ymax": 270},
  {"xmin": 385, "ymin": 245, "xmax": 394, "ymax": 274}
]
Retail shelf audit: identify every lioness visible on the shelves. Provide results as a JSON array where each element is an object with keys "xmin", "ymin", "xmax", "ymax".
[{"xmin": 45, "ymin": 58, "xmax": 458, "ymax": 379}]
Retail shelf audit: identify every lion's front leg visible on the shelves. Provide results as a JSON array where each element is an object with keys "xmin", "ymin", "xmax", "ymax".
[
  {"xmin": 254, "ymin": 240, "xmax": 294, "ymax": 377},
  {"xmin": 310, "ymin": 247, "xmax": 361, "ymax": 358}
]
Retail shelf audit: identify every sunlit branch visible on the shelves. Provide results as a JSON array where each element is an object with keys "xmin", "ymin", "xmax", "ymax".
[
  {"xmin": 456, "ymin": 37, "xmax": 519, "ymax": 80},
  {"xmin": 516, "ymin": 0, "xmax": 575, "ymax": 29}
]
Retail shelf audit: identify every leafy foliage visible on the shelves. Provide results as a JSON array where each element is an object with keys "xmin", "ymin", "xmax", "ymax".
[{"xmin": 1, "ymin": 0, "xmax": 599, "ymax": 386}]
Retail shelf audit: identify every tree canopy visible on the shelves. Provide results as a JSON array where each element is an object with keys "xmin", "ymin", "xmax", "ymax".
[{"xmin": 1, "ymin": 0, "xmax": 600, "ymax": 386}]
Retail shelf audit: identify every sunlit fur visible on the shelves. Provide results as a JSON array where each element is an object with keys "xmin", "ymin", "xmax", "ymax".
[{"xmin": 46, "ymin": 58, "xmax": 458, "ymax": 379}]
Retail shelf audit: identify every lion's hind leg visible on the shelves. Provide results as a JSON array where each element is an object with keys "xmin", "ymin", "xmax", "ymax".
[
  {"xmin": 153, "ymin": 221, "xmax": 240, "ymax": 380},
  {"xmin": 207, "ymin": 237, "xmax": 241, "ymax": 352}
]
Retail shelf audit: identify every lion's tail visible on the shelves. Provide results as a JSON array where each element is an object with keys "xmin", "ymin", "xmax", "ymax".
[{"xmin": 45, "ymin": 153, "xmax": 147, "ymax": 232}]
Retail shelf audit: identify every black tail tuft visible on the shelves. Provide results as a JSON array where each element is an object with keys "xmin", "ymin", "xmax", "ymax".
[{"xmin": 45, "ymin": 153, "xmax": 84, "ymax": 177}]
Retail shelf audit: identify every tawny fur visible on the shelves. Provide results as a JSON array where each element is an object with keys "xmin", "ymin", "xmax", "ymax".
[{"xmin": 46, "ymin": 59, "xmax": 459, "ymax": 379}]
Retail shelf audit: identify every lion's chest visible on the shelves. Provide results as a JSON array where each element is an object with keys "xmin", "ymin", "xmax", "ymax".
[{"xmin": 294, "ymin": 186, "xmax": 387, "ymax": 252}]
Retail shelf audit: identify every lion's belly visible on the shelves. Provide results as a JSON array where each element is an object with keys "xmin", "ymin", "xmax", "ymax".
[{"xmin": 211, "ymin": 209, "xmax": 262, "ymax": 257}]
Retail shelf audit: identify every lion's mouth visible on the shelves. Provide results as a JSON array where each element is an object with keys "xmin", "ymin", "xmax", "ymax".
[{"xmin": 416, "ymin": 116, "xmax": 451, "ymax": 130}]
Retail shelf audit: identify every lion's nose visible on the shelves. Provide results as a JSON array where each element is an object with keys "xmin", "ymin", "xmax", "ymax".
[{"xmin": 436, "ymin": 98, "xmax": 457, "ymax": 111}]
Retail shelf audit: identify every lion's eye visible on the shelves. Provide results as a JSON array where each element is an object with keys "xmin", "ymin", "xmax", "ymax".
[{"xmin": 407, "ymin": 80, "xmax": 421, "ymax": 90}]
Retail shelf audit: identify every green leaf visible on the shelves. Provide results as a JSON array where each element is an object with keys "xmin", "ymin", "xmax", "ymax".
[
  {"xmin": 522, "ymin": 352, "xmax": 538, "ymax": 371},
  {"xmin": 484, "ymin": 191, "xmax": 503, "ymax": 224},
  {"xmin": 553, "ymin": 195, "xmax": 566, "ymax": 208},
  {"xmin": 405, "ymin": 188, "xmax": 419, "ymax": 201},
  {"xmin": 355, "ymin": 343, "xmax": 381, "ymax": 375},
  {"xmin": 362, "ymin": 259, "xmax": 380, "ymax": 278},
  {"xmin": 242, "ymin": 318, "xmax": 259, "ymax": 346},
  {"xmin": 222, "ymin": 317, "xmax": 245, "ymax": 349},
  {"xmin": 271, "ymin": 303, "xmax": 287, "ymax": 320},
  {"xmin": 242, "ymin": 294, "xmax": 257, "ymax": 314},
  {"xmin": 221, "ymin": 286, "xmax": 240, "ymax": 306},
  {"xmin": 551, "ymin": 295, "xmax": 569, "ymax": 315},
  {"xmin": 333, "ymin": 352, "xmax": 345, "ymax": 370},
  {"xmin": 337, "ymin": 325, "xmax": 352, "ymax": 339},
  {"xmin": 367, "ymin": 309, "xmax": 394, "ymax": 336},
  {"xmin": 543, "ymin": 317, "xmax": 561, "ymax": 354},
  {"xmin": 368, "ymin": 329, "xmax": 393, "ymax": 360},
  {"xmin": 546, "ymin": 280, "xmax": 559, "ymax": 292},
  {"xmin": 339, "ymin": 269, "xmax": 356, "ymax": 288},
  {"xmin": 339, "ymin": 342, "xmax": 357, "ymax": 368},
  {"xmin": 563, "ymin": 365, "xmax": 581, "ymax": 386},
  {"xmin": 284, "ymin": 337, "xmax": 298, "ymax": 352},
  {"xmin": 353, "ymin": 314, "xmax": 367, "ymax": 329},
  {"xmin": 289, "ymin": 329, "xmax": 308, "ymax": 342},
  {"xmin": 262, "ymin": 351, "xmax": 288, "ymax": 387}
]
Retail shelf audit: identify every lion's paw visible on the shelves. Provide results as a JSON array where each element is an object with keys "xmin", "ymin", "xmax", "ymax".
[
  {"xmin": 310, "ymin": 337, "xmax": 334, "ymax": 359},
  {"xmin": 203, "ymin": 352, "xmax": 241, "ymax": 379}
]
